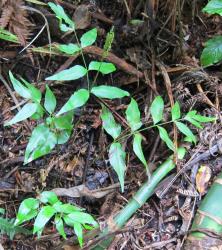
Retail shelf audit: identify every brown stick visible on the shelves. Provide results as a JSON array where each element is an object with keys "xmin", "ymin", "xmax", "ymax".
[{"xmin": 83, "ymin": 46, "xmax": 144, "ymax": 78}]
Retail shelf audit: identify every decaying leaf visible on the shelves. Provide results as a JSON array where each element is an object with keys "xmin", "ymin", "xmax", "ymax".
[
  {"xmin": 52, "ymin": 183, "xmax": 122, "ymax": 199},
  {"xmin": 196, "ymin": 165, "xmax": 212, "ymax": 195},
  {"xmin": 73, "ymin": 5, "xmax": 91, "ymax": 30},
  {"xmin": 0, "ymin": 0, "xmax": 33, "ymax": 45}
]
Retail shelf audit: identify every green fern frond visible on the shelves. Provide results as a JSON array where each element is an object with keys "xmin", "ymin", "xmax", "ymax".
[{"xmin": 0, "ymin": 217, "xmax": 31, "ymax": 240}]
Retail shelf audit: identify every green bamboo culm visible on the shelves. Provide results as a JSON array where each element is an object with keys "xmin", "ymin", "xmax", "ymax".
[
  {"xmin": 185, "ymin": 171, "xmax": 222, "ymax": 249},
  {"xmin": 91, "ymin": 148, "xmax": 186, "ymax": 250}
]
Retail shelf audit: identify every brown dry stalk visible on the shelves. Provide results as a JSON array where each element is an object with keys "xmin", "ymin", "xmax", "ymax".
[{"xmin": 0, "ymin": 0, "xmax": 33, "ymax": 45}]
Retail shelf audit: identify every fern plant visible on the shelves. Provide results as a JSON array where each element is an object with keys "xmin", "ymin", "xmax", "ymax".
[{"xmin": 0, "ymin": 208, "xmax": 31, "ymax": 240}]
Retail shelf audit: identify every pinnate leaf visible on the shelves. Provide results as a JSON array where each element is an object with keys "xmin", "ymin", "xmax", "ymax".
[
  {"xmin": 57, "ymin": 89, "xmax": 89, "ymax": 115},
  {"xmin": 24, "ymin": 124, "xmax": 57, "ymax": 164},
  {"xmin": 157, "ymin": 126, "xmax": 174, "ymax": 151},
  {"xmin": 4, "ymin": 103, "xmax": 38, "ymax": 126},
  {"xmin": 175, "ymin": 121, "xmax": 196, "ymax": 144},
  {"xmin": 184, "ymin": 117, "xmax": 203, "ymax": 129},
  {"xmin": 91, "ymin": 85, "xmax": 129, "ymax": 99},
  {"xmin": 133, "ymin": 133, "xmax": 148, "ymax": 168},
  {"xmin": 80, "ymin": 28, "xmax": 97, "ymax": 48},
  {"xmin": 101, "ymin": 105, "xmax": 121, "ymax": 139},
  {"xmin": 46, "ymin": 65, "xmax": 87, "ymax": 81},
  {"xmin": 58, "ymin": 43, "xmax": 80, "ymax": 54},
  {"xmin": 88, "ymin": 61, "xmax": 116, "ymax": 74},
  {"xmin": 21, "ymin": 78, "xmax": 42, "ymax": 103},
  {"xmin": 44, "ymin": 85, "xmax": 56, "ymax": 114},
  {"xmin": 203, "ymin": 0, "xmax": 222, "ymax": 15},
  {"xmin": 185, "ymin": 110, "xmax": 216, "ymax": 123},
  {"xmin": 109, "ymin": 143, "xmax": 126, "ymax": 192},
  {"xmin": 201, "ymin": 36, "xmax": 222, "ymax": 66},
  {"xmin": 48, "ymin": 2, "xmax": 74, "ymax": 31},
  {"xmin": 9, "ymin": 71, "xmax": 31, "ymax": 99},
  {"xmin": 150, "ymin": 96, "xmax": 164, "ymax": 124},
  {"xmin": 171, "ymin": 101, "xmax": 181, "ymax": 121},
  {"xmin": 125, "ymin": 98, "xmax": 142, "ymax": 131}
]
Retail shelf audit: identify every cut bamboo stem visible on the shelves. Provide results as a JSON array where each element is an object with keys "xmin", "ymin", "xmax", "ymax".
[
  {"xmin": 185, "ymin": 171, "xmax": 222, "ymax": 249},
  {"xmin": 90, "ymin": 148, "xmax": 186, "ymax": 250}
]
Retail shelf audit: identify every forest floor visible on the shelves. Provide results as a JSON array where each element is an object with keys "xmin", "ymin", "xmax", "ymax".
[{"xmin": 1, "ymin": 0, "xmax": 222, "ymax": 249}]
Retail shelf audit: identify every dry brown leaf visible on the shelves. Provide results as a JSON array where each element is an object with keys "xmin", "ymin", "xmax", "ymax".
[
  {"xmin": 52, "ymin": 183, "xmax": 122, "ymax": 199},
  {"xmin": 0, "ymin": 0, "xmax": 33, "ymax": 45},
  {"xmin": 196, "ymin": 165, "xmax": 212, "ymax": 195},
  {"xmin": 73, "ymin": 5, "xmax": 91, "ymax": 30}
]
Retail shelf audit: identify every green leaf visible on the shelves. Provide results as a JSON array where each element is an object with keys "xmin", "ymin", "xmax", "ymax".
[
  {"xmin": 88, "ymin": 61, "xmax": 116, "ymax": 74},
  {"xmin": 201, "ymin": 36, "xmax": 222, "ymax": 66},
  {"xmin": 171, "ymin": 101, "xmax": 181, "ymax": 121},
  {"xmin": 109, "ymin": 143, "xmax": 126, "ymax": 192},
  {"xmin": 53, "ymin": 204, "xmax": 82, "ymax": 214},
  {"xmin": 4, "ymin": 103, "xmax": 38, "ymax": 126},
  {"xmin": 125, "ymin": 98, "xmax": 142, "ymax": 131},
  {"xmin": 157, "ymin": 126, "xmax": 174, "ymax": 151},
  {"xmin": 175, "ymin": 121, "xmax": 196, "ymax": 144},
  {"xmin": 21, "ymin": 78, "xmax": 42, "ymax": 103},
  {"xmin": 80, "ymin": 28, "xmax": 97, "ymax": 48},
  {"xmin": 103, "ymin": 27, "xmax": 115, "ymax": 55},
  {"xmin": 24, "ymin": 124, "xmax": 57, "ymax": 164},
  {"xmin": 44, "ymin": 85, "xmax": 57, "ymax": 114},
  {"xmin": 184, "ymin": 117, "xmax": 203, "ymax": 129},
  {"xmin": 133, "ymin": 133, "xmax": 147, "ymax": 168},
  {"xmin": 56, "ymin": 129, "xmax": 72, "ymax": 144},
  {"xmin": 48, "ymin": 2, "xmax": 74, "ymax": 31},
  {"xmin": 47, "ymin": 112, "xmax": 73, "ymax": 130},
  {"xmin": 15, "ymin": 198, "xmax": 39, "ymax": 225},
  {"xmin": 39, "ymin": 191, "xmax": 59, "ymax": 205},
  {"xmin": 74, "ymin": 222, "xmax": 83, "ymax": 247},
  {"xmin": 0, "ymin": 27, "xmax": 19, "ymax": 43},
  {"xmin": 0, "ymin": 217, "xmax": 31, "ymax": 240},
  {"xmin": 0, "ymin": 208, "xmax": 5, "ymax": 215},
  {"xmin": 91, "ymin": 85, "xmax": 129, "ymax": 99},
  {"xmin": 101, "ymin": 105, "xmax": 121, "ymax": 139},
  {"xmin": 31, "ymin": 104, "xmax": 44, "ymax": 120},
  {"xmin": 150, "ymin": 96, "xmax": 164, "ymax": 124},
  {"xmin": 57, "ymin": 89, "xmax": 89, "ymax": 115},
  {"xmin": 9, "ymin": 71, "xmax": 31, "ymax": 99},
  {"xmin": 53, "ymin": 112, "xmax": 74, "ymax": 130},
  {"xmin": 46, "ymin": 65, "xmax": 87, "ymax": 81},
  {"xmin": 55, "ymin": 215, "xmax": 66, "ymax": 239},
  {"xmin": 63, "ymin": 212, "xmax": 98, "ymax": 227},
  {"xmin": 203, "ymin": 0, "xmax": 222, "ymax": 15},
  {"xmin": 33, "ymin": 206, "xmax": 56, "ymax": 237},
  {"xmin": 129, "ymin": 19, "xmax": 144, "ymax": 25},
  {"xmin": 185, "ymin": 111, "xmax": 216, "ymax": 123},
  {"xmin": 58, "ymin": 43, "xmax": 80, "ymax": 54}
]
